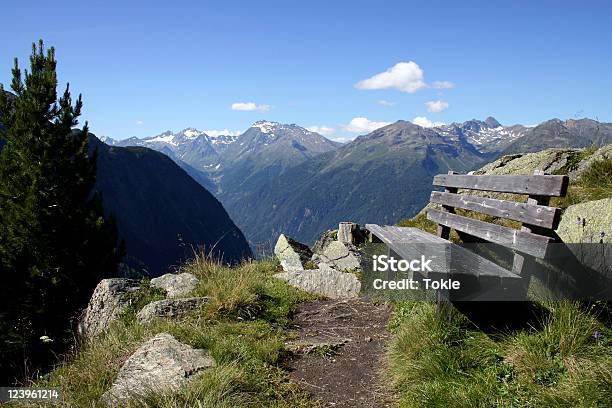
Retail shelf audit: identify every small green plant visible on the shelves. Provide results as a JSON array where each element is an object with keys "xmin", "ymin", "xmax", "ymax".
[{"xmin": 303, "ymin": 260, "xmax": 317, "ymax": 270}]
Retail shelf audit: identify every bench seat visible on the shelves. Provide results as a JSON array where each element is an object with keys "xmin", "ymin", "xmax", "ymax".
[{"xmin": 366, "ymin": 224, "xmax": 519, "ymax": 279}]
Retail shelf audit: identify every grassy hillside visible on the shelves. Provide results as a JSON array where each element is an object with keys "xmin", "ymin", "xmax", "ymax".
[{"xmin": 29, "ymin": 257, "xmax": 318, "ymax": 407}]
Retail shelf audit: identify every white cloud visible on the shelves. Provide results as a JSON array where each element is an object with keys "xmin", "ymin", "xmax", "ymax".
[
  {"xmin": 355, "ymin": 61, "xmax": 426, "ymax": 93},
  {"xmin": 425, "ymin": 100, "xmax": 449, "ymax": 113},
  {"xmin": 231, "ymin": 102, "xmax": 270, "ymax": 112},
  {"xmin": 412, "ymin": 116, "xmax": 445, "ymax": 128},
  {"xmin": 136, "ymin": 120, "xmax": 144, "ymax": 125},
  {"xmin": 205, "ymin": 129, "xmax": 242, "ymax": 137},
  {"xmin": 343, "ymin": 117, "xmax": 391, "ymax": 133},
  {"xmin": 307, "ymin": 125, "xmax": 335, "ymax": 136},
  {"xmin": 377, "ymin": 99, "xmax": 396, "ymax": 107},
  {"xmin": 431, "ymin": 80, "xmax": 455, "ymax": 89}
]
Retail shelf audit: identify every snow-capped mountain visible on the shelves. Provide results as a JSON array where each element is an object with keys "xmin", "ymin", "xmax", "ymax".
[
  {"xmin": 435, "ymin": 117, "xmax": 528, "ymax": 153},
  {"xmin": 222, "ymin": 120, "xmax": 341, "ymax": 164}
]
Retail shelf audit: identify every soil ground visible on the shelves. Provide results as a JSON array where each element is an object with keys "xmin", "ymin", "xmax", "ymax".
[{"xmin": 283, "ymin": 298, "xmax": 396, "ymax": 407}]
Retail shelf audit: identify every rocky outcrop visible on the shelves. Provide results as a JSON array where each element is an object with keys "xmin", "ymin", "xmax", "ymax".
[
  {"xmin": 473, "ymin": 148, "xmax": 576, "ymax": 177},
  {"xmin": 312, "ymin": 241, "xmax": 363, "ymax": 272},
  {"xmin": 137, "ymin": 297, "xmax": 209, "ymax": 324},
  {"xmin": 274, "ymin": 234, "xmax": 313, "ymax": 270},
  {"xmin": 275, "ymin": 266, "xmax": 361, "ymax": 299},
  {"xmin": 101, "ymin": 333, "xmax": 215, "ymax": 405},
  {"xmin": 79, "ymin": 279, "xmax": 141, "ymax": 337},
  {"xmin": 150, "ymin": 272, "xmax": 199, "ymax": 298}
]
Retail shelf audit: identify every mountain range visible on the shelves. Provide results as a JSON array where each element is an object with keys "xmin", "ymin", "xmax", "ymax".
[{"xmin": 103, "ymin": 117, "xmax": 612, "ymax": 251}]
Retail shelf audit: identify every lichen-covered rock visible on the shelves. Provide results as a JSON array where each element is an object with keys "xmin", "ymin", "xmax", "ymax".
[
  {"xmin": 150, "ymin": 272, "xmax": 199, "ymax": 298},
  {"xmin": 312, "ymin": 241, "xmax": 363, "ymax": 272},
  {"xmin": 311, "ymin": 229, "xmax": 337, "ymax": 254},
  {"xmin": 101, "ymin": 333, "xmax": 214, "ymax": 405},
  {"xmin": 555, "ymin": 198, "xmax": 612, "ymax": 274},
  {"xmin": 473, "ymin": 148, "xmax": 576, "ymax": 176},
  {"xmin": 274, "ymin": 234, "xmax": 313, "ymax": 270},
  {"xmin": 79, "ymin": 279, "xmax": 141, "ymax": 337},
  {"xmin": 137, "ymin": 297, "xmax": 209, "ymax": 324},
  {"xmin": 275, "ymin": 266, "xmax": 361, "ymax": 299}
]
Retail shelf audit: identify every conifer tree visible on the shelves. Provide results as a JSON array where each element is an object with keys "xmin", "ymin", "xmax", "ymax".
[{"xmin": 0, "ymin": 40, "xmax": 124, "ymax": 382}]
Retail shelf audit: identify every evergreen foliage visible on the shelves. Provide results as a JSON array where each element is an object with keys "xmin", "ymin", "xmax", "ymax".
[{"xmin": 0, "ymin": 41, "xmax": 124, "ymax": 383}]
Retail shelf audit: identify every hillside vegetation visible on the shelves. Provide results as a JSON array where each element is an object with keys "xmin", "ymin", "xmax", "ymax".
[{"xmin": 29, "ymin": 257, "xmax": 318, "ymax": 407}]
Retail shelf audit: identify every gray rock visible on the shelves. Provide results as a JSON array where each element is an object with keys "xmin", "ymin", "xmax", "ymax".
[
  {"xmin": 312, "ymin": 241, "xmax": 363, "ymax": 272},
  {"xmin": 79, "ymin": 279, "xmax": 141, "ymax": 337},
  {"xmin": 150, "ymin": 272, "xmax": 199, "ymax": 298},
  {"xmin": 555, "ymin": 198, "xmax": 612, "ymax": 275},
  {"xmin": 137, "ymin": 297, "xmax": 209, "ymax": 324},
  {"xmin": 337, "ymin": 222, "xmax": 367, "ymax": 245},
  {"xmin": 274, "ymin": 234, "xmax": 313, "ymax": 270},
  {"xmin": 311, "ymin": 229, "xmax": 337, "ymax": 254},
  {"xmin": 101, "ymin": 333, "xmax": 215, "ymax": 405},
  {"xmin": 275, "ymin": 266, "xmax": 361, "ymax": 299}
]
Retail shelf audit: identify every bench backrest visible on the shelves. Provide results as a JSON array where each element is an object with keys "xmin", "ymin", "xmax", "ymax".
[{"xmin": 426, "ymin": 170, "xmax": 568, "ymax": 261}]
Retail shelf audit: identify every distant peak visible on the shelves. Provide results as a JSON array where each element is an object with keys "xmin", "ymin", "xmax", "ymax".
[
  {"xmin": 251, "ymin": 120, "xmax": 280, "ymax": 133},
  {"xmin": 484, "ymin": 116, "xmax": 501, "ymax": 128},
  {"xmin": 180, "ymin": 128, "xmax": 205, "ymax": 138}
]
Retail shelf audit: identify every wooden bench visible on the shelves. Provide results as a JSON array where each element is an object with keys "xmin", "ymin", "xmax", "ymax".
[{"xmin": 366, "ymin": 170, "xmax": 569, "ymax": 299}]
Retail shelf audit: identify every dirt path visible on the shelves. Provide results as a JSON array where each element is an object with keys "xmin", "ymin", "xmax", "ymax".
[{"xmin": 283, "ymin": 298, "xmax": 395, "ymax": 407}]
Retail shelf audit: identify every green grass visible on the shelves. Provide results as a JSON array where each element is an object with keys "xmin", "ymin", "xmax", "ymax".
[
  {"xmin": 388, "ymin": 301, "xmax": 612, "ymax": 408},
  {"xmin": 29, "ymin": 255, "xmax": 319, "ymax": 408},
  {"xmin": 552, "ymin": 157, "xmax": 612, "ymax": 208}
]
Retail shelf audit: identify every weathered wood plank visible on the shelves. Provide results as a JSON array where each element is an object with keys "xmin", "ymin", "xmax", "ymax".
[
  {"xmin": 426, "ymin": 210, "xmax": 551, "ymax": 258},
  {"xmin": 429, "ymin": 191, "xmax": 560, "ymax": 229},
  {"xmin": 437, "ymin": 170, "xmax": 457, "ymax": 240},
  {"xmin": 432, "ymin": 174, "xmax": 569, "ymax": 196},
  {"xmin": 365, "ymin": 224, "xmax": 519, "ymax": 279}
]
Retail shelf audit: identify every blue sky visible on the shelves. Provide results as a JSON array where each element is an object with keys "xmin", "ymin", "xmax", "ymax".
[{"xmin": 1, "ymin": 0, "xmax": 611, "ymax": 141}]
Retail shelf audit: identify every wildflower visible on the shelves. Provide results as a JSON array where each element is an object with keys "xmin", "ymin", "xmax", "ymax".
[
  {"xmin": 39, "ymin": 335, "xmax": 53, "ymax": 344},
  {"xmin": 593, "ymin": 330, "xmax": 602, "ymax": 340}
]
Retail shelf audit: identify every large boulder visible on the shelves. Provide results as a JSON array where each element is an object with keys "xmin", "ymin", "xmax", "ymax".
[
  {"xmin": 150, "ymin": 272, "xmax": 199, "ymax": 298},
  {"xmin": 312, "ymin": 241, "xmax": 363, "ymax": 272},
  {"xmin": 555, "ymin": 198, "xmax": 612, "ymax": 275},
  {"xmin": 79, "ymin": 279, "xmax": 141, "ymax": 337},
  {"xmin": 102, "ymin": 333, "xmax": 215, "ymax": 405},
  {"xmin": 275, "ymin": 266, "xmax": 361, "ymax": 299},
  {"xmin": 274, "ymin": 234, "xmax": 313, "ymax": 270},
  {"xmin": 137, "ymin": 297, "xmax": 209, "ymax": 324}
]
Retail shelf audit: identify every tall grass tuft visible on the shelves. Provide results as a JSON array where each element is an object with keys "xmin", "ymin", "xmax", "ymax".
[{"xmin": 389, "ymin": 300, "xmax": 611, "ymax": 407}]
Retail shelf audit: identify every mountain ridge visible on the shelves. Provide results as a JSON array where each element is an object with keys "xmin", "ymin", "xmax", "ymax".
[{"xmin": 102, "ymin": 116, "xmax": 612, "ymax": 251}]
